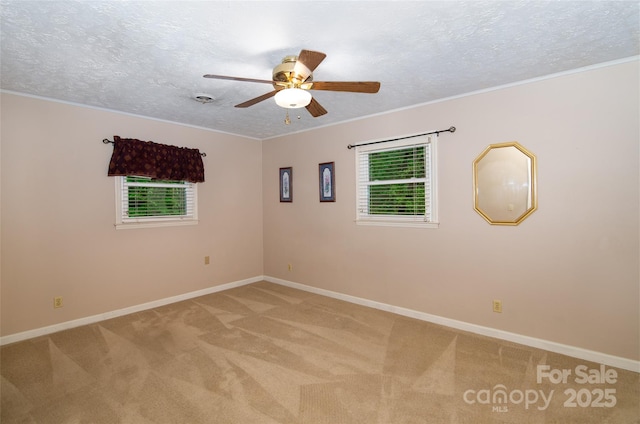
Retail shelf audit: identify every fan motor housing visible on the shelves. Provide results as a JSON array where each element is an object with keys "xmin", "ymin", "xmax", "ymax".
[{"xmin": 273, "ymin": 55, "xmax": 312, "ymax": 85}]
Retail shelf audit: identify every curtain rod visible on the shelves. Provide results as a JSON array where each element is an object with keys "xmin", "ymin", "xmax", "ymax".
[
  {"xmin": 346, "ymin": 126, "xmax": 456, "ymax": 150},
  {"xmin": 102, "ymin": 138, "xmax": 207, "ymax": 157}
]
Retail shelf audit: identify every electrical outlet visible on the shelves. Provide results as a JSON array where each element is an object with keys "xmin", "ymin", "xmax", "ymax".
[
  {"xmin": 493, "ymin": 299, "xmax": 502, "ymax": 313},
  {"xmin": 54, "ymin": 296, "xmax": 63, "ymax": 309},
  {"xmin": 204, "ymin": 256, "xmax": 210, "ymax": 265},
  {"xmin": 288, "ymin": 263, "xmax": 293, "ymax": 271}
]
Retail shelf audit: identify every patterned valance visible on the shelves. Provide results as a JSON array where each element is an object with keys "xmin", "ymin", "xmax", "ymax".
[{"xmin": 107, "ymin": 136, "xmax": 205, "ymax": 183}]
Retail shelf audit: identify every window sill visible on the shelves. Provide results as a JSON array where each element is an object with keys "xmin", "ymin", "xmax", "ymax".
[
  {"xmin": 115, "ymin": 219, "xmax": 198, "ymax": 230},
  {"xmin": 356, "ymin": 219, "xmax": 439, "ymax": 229}
]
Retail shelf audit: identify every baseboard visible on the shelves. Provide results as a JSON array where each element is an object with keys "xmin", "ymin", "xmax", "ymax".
[
  {"xmin": 265, "ymin": 276, "xmax": 640, "ymax": 373},
  {"xmin": 0, "ymin": 276, "xmax": 263, "ymax": 346},
  {"xmin": 4, "ymin": 274, "xmax": 638, "ymax": 373}
]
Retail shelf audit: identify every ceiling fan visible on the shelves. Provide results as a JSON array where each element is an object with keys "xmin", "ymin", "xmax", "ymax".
[{"xmin": 203, "ymin": 49, "xmax": 380, "ymax": 117}]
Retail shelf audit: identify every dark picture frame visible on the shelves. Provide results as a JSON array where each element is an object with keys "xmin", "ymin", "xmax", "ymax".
[
  {"xmin": 319, "ymin": 162, "xmax": 335, "ymax": 202},
  {"xmin": 279, "ymin": 167, "xmax": 292, "ymax": 202}
]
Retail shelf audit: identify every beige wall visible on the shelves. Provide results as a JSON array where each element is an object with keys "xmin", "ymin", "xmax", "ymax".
[
  {"xmin": 263, "ymin": 60, "xmax": 639, "ymax": 361},
  {"xmin": 2, "ymin": 60, "xmax": 638, "ymax": 362},
  {"xmin": 1, "ymin": 93, "xmax": 264, "ymax": 335}
]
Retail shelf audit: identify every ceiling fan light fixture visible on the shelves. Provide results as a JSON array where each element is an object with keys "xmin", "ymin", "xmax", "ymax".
[{"xmin": 275, "ymin": 88, "xmax": 312, "ymax": 109}]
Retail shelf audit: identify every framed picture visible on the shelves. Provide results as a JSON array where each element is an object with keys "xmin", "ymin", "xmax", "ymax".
[
  {"xmin": 279, "ymin": 167, "xmax": 292, "ymax": 202},
  {"xmin": 319, "ymin": 162, "xmax": 335, "ymax": 202}
]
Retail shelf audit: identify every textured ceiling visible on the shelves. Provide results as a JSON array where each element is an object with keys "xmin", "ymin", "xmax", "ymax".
[{"xmin": 1, "ymin": 1, "xmax": 638, "ymax": 140}]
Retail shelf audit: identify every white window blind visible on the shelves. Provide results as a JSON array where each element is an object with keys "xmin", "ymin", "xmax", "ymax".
[
  {"xmin": 356, "ymin": 134, "xmax": 438, "ymax": 227},
  {"xmin": 115, "ymin": 176, "xmax": 198, "ymax": 229}
]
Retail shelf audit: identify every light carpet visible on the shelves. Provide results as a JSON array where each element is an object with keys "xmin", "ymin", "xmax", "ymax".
[{"xmin": 1, "ymin": 281, "xmax": 638, "ymax": 423}]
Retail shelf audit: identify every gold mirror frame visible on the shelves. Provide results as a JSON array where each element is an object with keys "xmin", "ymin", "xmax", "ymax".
[{"xmin": 473, "ymin": 142, "xmax": 537, "ymax": 225}]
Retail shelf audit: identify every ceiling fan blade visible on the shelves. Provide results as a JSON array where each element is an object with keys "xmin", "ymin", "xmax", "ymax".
[
  {"xmin": 306, "ymin": 97, "xmax": 328, "ymax": 117},
  {"xmin": 296, "ymin": 50, "xmax": 326, "ymax": 73},
  {"xmin": 204, "ymin": 74, "xmax": 275, "ymax": 84},
  {"xmin": 235, "ymin": 90, "xmax": 280, "ymax": 108},
  {"xmin": 309, "ymin": 81, "xmax": 381, "ymax": 93}
]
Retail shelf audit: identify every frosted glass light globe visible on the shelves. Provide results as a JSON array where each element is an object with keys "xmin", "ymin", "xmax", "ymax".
[{"xmin": 274, "ymin": 88, "xmax": 312, "ymax": 109}]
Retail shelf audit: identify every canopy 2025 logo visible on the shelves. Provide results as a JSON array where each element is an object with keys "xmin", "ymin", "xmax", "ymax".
[{"xmin": 463, "ymin": 364, "xmax": 618, "ymax": 413}]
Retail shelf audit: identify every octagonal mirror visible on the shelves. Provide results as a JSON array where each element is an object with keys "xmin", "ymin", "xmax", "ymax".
[{"xmin": 473, "ymin": 142, "xmax": 537, "ymax": 225}]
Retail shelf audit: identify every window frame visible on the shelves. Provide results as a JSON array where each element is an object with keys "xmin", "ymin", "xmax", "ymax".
[
  {"xmin": 114, "ymin": 176, "xmax": 198, "ymax": 230},
  {"xmin": 355, "ymin": 134, "xmax": 439, "ymax": 228}
]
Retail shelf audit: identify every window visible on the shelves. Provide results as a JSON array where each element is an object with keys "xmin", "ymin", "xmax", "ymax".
[
  {"xmin": 115, "ymin": 176, "xmax": 198, "ymax": 229},
  {"xmin": 356, "ymin": 134, "xmax": 438, "ymax": 228}
]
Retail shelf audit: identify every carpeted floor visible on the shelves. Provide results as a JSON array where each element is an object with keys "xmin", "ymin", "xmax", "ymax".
[{"xmin": 1, "ymin": 281, "xmax": 638, "ymax": 423}]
